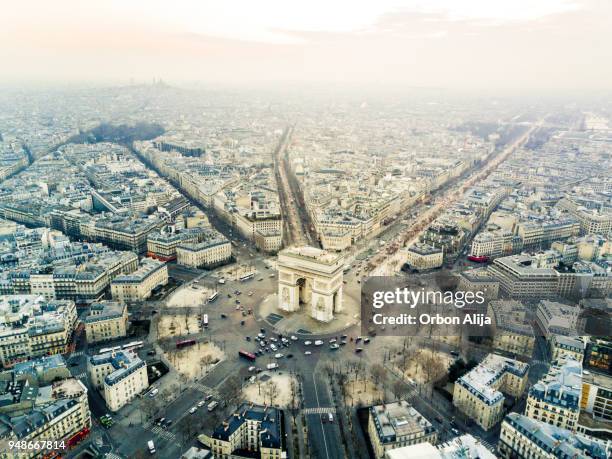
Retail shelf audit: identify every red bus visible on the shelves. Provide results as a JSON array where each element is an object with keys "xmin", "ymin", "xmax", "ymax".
[
  {"xmin": 66, "ymin": 427, "xmax": 90, "ymax": 448},
  {"xmin": 176, "ymin": 339, "xmax": 196, "ymax": 349},
  {"xmin": 468, "ymin": 255, "xmax": 490, "ymax": 263},
  {"xmin": 238, "ymin": 350, "xmax": 256, "ymax": 361}
]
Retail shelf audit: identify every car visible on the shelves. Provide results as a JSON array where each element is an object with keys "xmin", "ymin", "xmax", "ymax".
[
  {"xmin": 355, "ymin": 347, "xmax": 363, "ymax": 353},
  {"xmin": 330, "ymin": 343, "xmax": 340, "ymax": 350},
  {"xmin": 70, "ymin": 361, "xmax": 79, "ymax": 367},
  {"xmin": 189, "ymin": 406, "xmax": 198, "ymax": 414},
  {"xmin": 240, "ymin": 320, "xmax": 245, "ymax": 325},
  {"xmin": 163, "ymin": 419, "xmax": 173, "ymax": 428},
  {"xmin": 258, "ymin": 333, "xmax": 265, "ymax": 339},
  {"xmin": 246, "ymin": 336, "xmax": 251, "ymax": 341},
  {"xmin": 286, "ymin": 353, "xmax": 293, "ymax": 358},
  {"xmin": 304, "ymin": 351, "xmax": 312, "ymax": 355},
  {"xmin": 435, "ymin": 417, "xmax": 443, "ymax": 423},
  {"xmin": 274, "ymin": 353, "xmax": 284, "ymax": 359},
  {"xmin": 451, "ymin": 428, "xmax": 461, "ymax": 435},
  {"xmin": 304, "ymin": 340, "xmax": 312, "ymax": 346},
  {"xmin": 339, "ymin": 340, "xmax": 347, "ymax": 346},
  {"xmin": 321, "ymin": 413, "xmax": 327, "ymax": 423},
  {"xmin": 270, "ymin": 337, "xmax": 278, "ymax": 342},
  {"xmin": 314, "ymin": 340, "xmax": 323, "ymax": 346},
  {"xmin": 221, "ymin": 313, "xmax": 228, "ymax": 318},
  {"xmin": 260, "ymin": 328, "xmax": 266, "ymax": 334},
  {"xmin": 235, "ymin": 299, "xmax": 241, "ymax": 304},
  {"xmin": 147, "ymin": 350, "xmax": 156, "ymax": 355},
  {"xmin": 197, "ymin": 401, "xmax": 205, "ymax": 408},
  {"xmin": 248, "ymin": 366, "xmax": 256, "ymax": 372},
  {"xmin": 205, "ymin": 394, "xmax": 213, "ymax": 401},
  {"xmin": 290, "ymin": 335, "xmax": 298, "ymax": 341},
  {"xmin": 355, "ymin": 336, "xmax": 362, "ymax": 343},
  {"xmin": 363, "ymin": 338, "xmax": 371, "ymax": 344},
  {"xmin": 329, "ymin": 338, "xmax": 337, "ymax": 343}
]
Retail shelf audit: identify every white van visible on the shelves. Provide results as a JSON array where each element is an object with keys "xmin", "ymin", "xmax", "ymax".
[
  {"xmin": 207, "ymin": 401, "xmax": 219, "ymax": 412},
  {"xmin": 267, "ymin": 362, "xmax": 279, "ymax": 370},
  {"xmin": 147, "ymin": 440, "xmax": 156, "ymax": 454}
]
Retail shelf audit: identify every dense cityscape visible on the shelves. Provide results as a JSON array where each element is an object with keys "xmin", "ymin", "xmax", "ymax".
[{"xmin": 0, "ymin": 85, "xmax": 610, "ymax": 459}]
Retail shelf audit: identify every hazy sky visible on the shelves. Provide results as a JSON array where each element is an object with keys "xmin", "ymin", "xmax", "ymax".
[{"xmin": 2, "ymin": 0, "xmax": 611, "ymax": 90}]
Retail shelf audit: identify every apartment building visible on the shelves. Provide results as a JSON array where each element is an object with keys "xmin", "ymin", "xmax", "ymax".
[
  {"xmin": 384, "ymin": 434, "xmax": 496, "ymax": 459},
  {"xmin": 517, "ymin": 218, "xmax": 580, "ymax": 251},
  {"xmin": 87, "ymin": 350, "xmax": 148, "ymax": 412},
  {"xmin": 525, "ymin": 359, "xmax": 582, "ymax": 431},
  {"xmin": 84, "ymin": 301, "xmax": 129, "ymax": 344},
  {"xmin": 487, "ymin": 300, "xmax": 535, "ymax": 358},
  {"xmin": 0, "ymin": 374, "xmax": 91, "ymax": 458},
  {"xmin": 584, "ymin": 338, "xmax": 612, "ymax": 375},
  {"xmin": 0, "ymin": 251, "xmax": 138, "ymax": 303},
  {"xmin": 403, "ymin": 243, "xmax": 444, "ymax": 271},
  {"xmin": 254, "ymin": 228, "xmax": 283, "ymax": 253},
  {"xmin": 456, "ymin": 269, "xmax": 499, "ymax": 300},
  {"xmin": 79, "ymin": 214, "xmax": 165, "ymax": 254},
  {"xmin": 488, "ymin": 252, "xmax": 612, "ymax": 301},
  {"xmin": 550, "ymin": 335, "xmax": 585, "ymax": 363},
  {"xmin": 0, "ymin": 295, "xmax": 78, "ymax": 368},
  {"xmin": 177, "ymin": 236, "xmax": 232, "ymax": 269},
  {"xmin": 146, "ymin": 226, "xmax": 203, "ymax": 261},
  {"xmin": 319, "ymin": 229, "xmax": 352, "ymax": 251},
  {"xmin": 580, "ymin": 370, "xmax": 612, "ymax": 425},
  {"xmin": 536, "ymin": 300, "xmax": 580, "ymax": 337},
  {"xmin": 110, "ymin": 258, "xmax": 168, "ymax": 302},
  {"xmin": 200, "ymin": 404, "xmax": 284, "ymax": 459},
  {"xmin": 499, "ymin": 413, "xmax": 608, "ymax": 459},
  {"xmin": 453, "ymin": 354, "xmax": 529, "ymax": 431},
  {"xmin": 558, "ymin": 197, "xmax": 612, "ymax": 235},
  {"xmin": 368, "ymin": 401, "xmax": 437, "ymax": 459},
  {"xmin": 470, "ymin": 229, "xmax": 521, "ymax": 258}
]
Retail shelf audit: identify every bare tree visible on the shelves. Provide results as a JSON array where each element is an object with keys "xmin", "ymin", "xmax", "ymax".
[
  {"xmin": 391, "ymin": 380, "xmax": 408, "ymax": 401},
  {"xmin": 264, "ymin": 381, "xmax": 279, "ymax": 406}
]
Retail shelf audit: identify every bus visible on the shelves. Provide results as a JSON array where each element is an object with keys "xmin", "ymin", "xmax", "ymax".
[
  {"xmin": 239, "ymin": 273, "xmax": 254, "ymax": 282},
  {"xmin": 99, "ymin": 345, "xmax": 121, "ymax": 354},
  {"xmin": 467, "ymin": 255, "xmax": 490, "ymax": 263},
  {"xmin": 176, "ymin": 339, "xmax": 196, "ymax": 349},
  {"xmin": 238, "ymin": 350, "xmax": 256, "ymax": 361},
  {"xmin": 208, "ymin": 291, "xmax": 219, "ymax": 303},
  {"xmin": 122, "ymin": 341, "xmax": 144, "ymax": 351}
]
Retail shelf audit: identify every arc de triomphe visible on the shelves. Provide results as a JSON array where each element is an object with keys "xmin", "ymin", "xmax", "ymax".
[{"xmin": 277, "ymin": 246, "xmax": 344, "ymax": 322}]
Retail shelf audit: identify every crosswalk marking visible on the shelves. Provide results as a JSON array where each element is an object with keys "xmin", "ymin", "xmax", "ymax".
[
  {"xmin": 190, "ymin": 381, "xmax": 219, "ymax": 396},
  {"xmin": 71, "ymin": 351, "xmax": 84, "ymax": 357},
  {"xmin": 530, "ymin": 359, "xmax": 550, "ymax": 366},
  {"xmin": 104, "ymin": 453, "xmax": 124, "ymax": 459},
  {"xmin": 151, "ymin": 425, "xmax": 176, "ymax": 441},
  {"xmin": 479, "ymin": 439, "xmax": 497, "ymax": 452},
  {"xmin": 302, "ymin": 407, "xmax": 336, "ymax": 415},
  {"xmin": 73, "ymin": 371, "xmax": 87, "ymax": 379}
]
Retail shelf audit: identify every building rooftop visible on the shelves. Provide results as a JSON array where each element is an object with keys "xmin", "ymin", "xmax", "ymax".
[
  {"xmin": 457, "ymin": 354, "xmax": 529, "ymax": 405},
  {"xmin": 503, "ymin": 413, "xmax": 608, "ymax": 459},
  {"xmin": 370, "ymin": 400, "xmax": 436, "ymax": 444}
]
